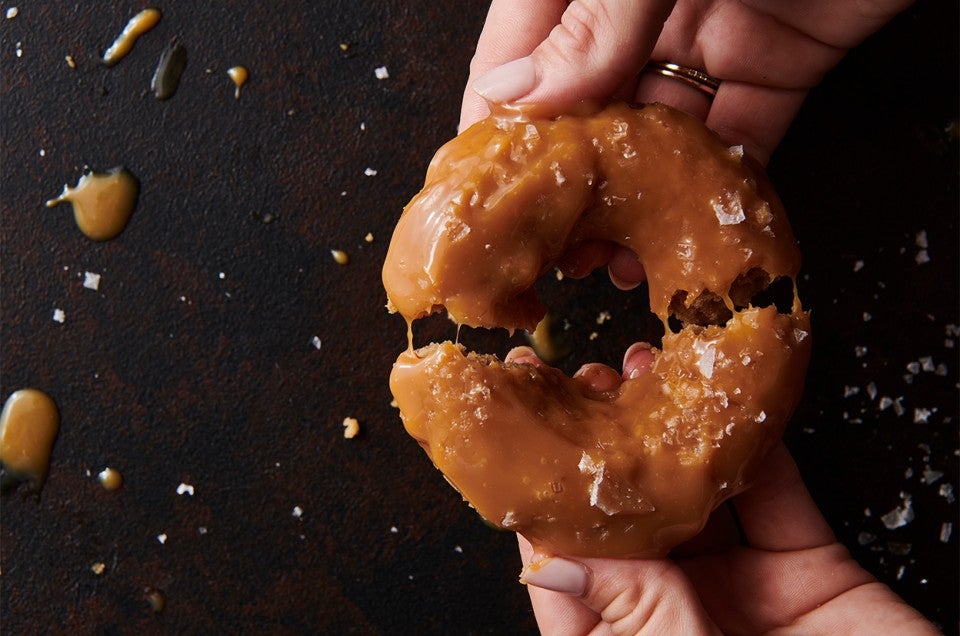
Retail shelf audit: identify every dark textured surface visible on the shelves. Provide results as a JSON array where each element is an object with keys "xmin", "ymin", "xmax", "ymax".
[{"xmin": 1, "ymin": 2, "xmax": 956, "ymax": 634}]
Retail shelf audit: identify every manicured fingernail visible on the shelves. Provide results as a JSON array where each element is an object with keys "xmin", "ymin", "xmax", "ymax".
[
  {"xmin": 520, "ymin": 557, "xmax": 588, "ymax": 596},
  {"xmin": 472, "ymin": 56, "xmax": 537, "ymax": 103}
]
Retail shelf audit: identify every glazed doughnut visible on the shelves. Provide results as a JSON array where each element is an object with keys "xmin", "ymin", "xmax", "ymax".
[{"xmin": 382, "ymin": 102, "xmax": 811, "ymax": 558}]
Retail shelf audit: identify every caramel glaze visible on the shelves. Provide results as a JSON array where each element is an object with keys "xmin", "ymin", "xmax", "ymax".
[
  {"xmin": 46, "ymin": 167, "xmax": 139, "ymax": 241},
  {"xmin": 383, "ymin": 102, "xmax": 811, "ymax": 558}
]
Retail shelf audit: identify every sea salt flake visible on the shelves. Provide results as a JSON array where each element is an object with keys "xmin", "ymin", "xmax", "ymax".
[
  {"xmin": 843, "ymin": 385, "xmax": 860, "ymax": 398},
  {"xmin": 935, "ymin": 363, "xmax": 948, "ymax": 376},
  {"xmin": 853, "ymin": 259, "xmax": 864, "ymax": 272},
  {"xmin": 919, "ymin": 356, "xmax": 935, "ymax": 372},
  {"xmin": 374, "ymin": 66, "xmax": 389, "ymax": 79},
  {"xmin": 364, "ymin": 167, "xmax": 378, "ymax": 176},
  {"xmin": 915, "ymin": 249, "xmax": 930, "ymax": 265},
  {"xmin": 53, "ymin": 308, "xmax": 66, "ymax": 323},
  {"xmin": 83, "ymin": 271, "xmax": 101, "ymax": 290},
  {"xmin": 866, "ymin": 382, "xmax": 878, "ymax": 400},
  {"xmin": 6, "ymin": 7, "xmax": 18, "ymax": 19},
  {"xmin": 694, "ymin": 340, "xmax": 717, "ymax": 379},
  {"xmin": 906, "ymin": 361, "xmax": 921, "ymax": 374},
  {"xmin": 292, "ymin": 506, "xmax": 304, "ymax": 518},
  {"xmin": 311, "ymin": 336, "xmax": 322, "ymax": 350},
  {"xmin": 176, "ymin": 483, "xmax": 195, "ymax": 496},
  {"xmin": 939, "ymin": 483, "xmax": 955, "ymax": 503},
  {"xmin": 913, "ymin": 407, "xmax": 933, "ymax": 424},
  {"xmin": 857, "ymin": 531, "xmax": 876, "ymax": 545},
  {"xmin": 880, "ymin": 495, "xmax": 915, "ymax": 529},
  {"xmin": 863, "ymin": 312, "xmax": 872, "ymax": 322},
  {"xmin": 712, "ymin": 191, "xmax": 746, "ymax": 226},
  {"xmin": 940, "ymin": 522, "xmax": 953, "ymax": 543},
  {"xmin": 157, "ymin": 533, "xmax": 168, "ymax": 544},
  {"xmin": 896, "ymin": 565, "xmax": 906, "ymax": 581},
  {"xmin": 596, "ymin": 311, "xmax": 611, "ymax": 325},
  {"xmin": 921, "ymin": 465, "xmax": 944, "ymax": 485},
  {"xmin": 915, "ymin": 230, "xmax": 928, "ymax": 248},
  {"xmin": 854, "ymin": 345, "xmax": 868, "ymax": 358}
]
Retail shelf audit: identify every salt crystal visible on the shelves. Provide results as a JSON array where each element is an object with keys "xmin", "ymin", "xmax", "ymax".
[
  {"xmin": 946, "ymin": 324, "xmax": 960, "ymax": 337},
  {"xmin": 454, "ymin": 545, "xmax": 463, "ymax": 553},
  {"xmin": 390, "ymin": 526, "xmax": 398, "ymax": 533},
  {"xmin": 939, "ymin": 483, "xmax": 955, "ymax": 503},
  {"xmin": 374, "ymin": 66, "xmax": 389, "ymax": 80},
  {"xmin": 853, "ymin": 259, "xmax": 864, "ymax": 272},
  {"xmin": 893, "ymin": 398, "xmax": 905, "ymax": 417},
  {"xmin": 311, "ymin": 336, "xmax": 322, "ymax": 350},
  {"xmin": 843, "ymin": 385, "xmax": 860, "ymax": 398},
  {"xmin": 919, "ymin": 356, "xmax": 935, "ymax": 372},
  {"xmin": 921, "ymin": 465, "xmax": 944, "ymax": 485},
  {"xmin": 157, "ymin": 533, "xmax": 168, "ymax": 544},
  {"xmin": 755, "ymin": 411, "xmax": 766, "ymax": 423},
  {"xmin": 906, "ymin": 361, "xmax": 921, "ymax": 374},
  {"xmin": 915, "ymin": 230, "xmax": 928, "ymax": 248},
  {"xmin": 948, "ymin": 339, "xmax": 957, "ymax": 348},
  {"xmin": 596, "ymin": 311, "xmax": 611, "ymax": 325},
  {"xmin": 935, "ymin": 363, "xmax": 948, "ymax": 376},
  {"xmin": 712, "ymin": 191, "xmax": 746, "ymax": 226},
  {"xmin": 854, "ymin": 345, "xmax": 868, "ymax": 358},
  {"xmin": 863, "ymin": 312, "xmax": 872, "ymax": 322},
  {"xmin": 896, "ymin": 565, "xmax": 906, "ymax": 580},
  {"xmin": 176, "ymin": 483, "xmax": 195, "ymax": 496},
  {"xmin": 360, "ymin": 122, "xmax": 366, "ymax": 131},
  {"xmin": 904, "ymin": 467, "xmax": 914, "ymax": 479},
  {"xmin": 940, "ymin": 522, "xmax": 953, "ymax": 543},
  {"xmin": 915, "ymin": 249, "xmax": 930, "ymax": 265},
  {"xmin": 52, "ymin": 308, "xmax": 66, "ymax": 323},
  {"xmin": 198, "ymin": 526, "xmax": 208, "ymax": 535},
  {"xmin": 292, "ymin": 506, "xmax": 304, "ymax": 518},
  {"xmin": 83, "ymin": 271, "xmax": 101, "ymax": 290},
  {"xmin": 694, "ymin": 340, "xmax": 716, "ymax": 379},
  {"xmin": 857, "ymin": 531, "xmax": 876, "ymax": 545},
  {"xmin": 866, "ymin": 382, "xmax": 878, "ymax": 400},
  {"xmin": 6, "ymin": 7, "xmax": 19, "ymax": 19},
  {"xmin": 913, "ymin": 407, "xmax": 932, "ymax": 424},
  {"xmin": 364, "ymin": 167, "xmax": 378, "ymax": 176},
  {"xmin": 880, "ymin": 494, "xmax": 914, "ymax": 529}
]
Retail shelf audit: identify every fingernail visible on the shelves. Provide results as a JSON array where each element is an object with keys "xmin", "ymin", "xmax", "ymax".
[
  {"xmin": 520, "ymin": 557, "xmax": 588, "ymax": 596},
  {"xmin": 472, "ymin": 56, "xmax": 537, "ymax": 104},
  {"xmin": 608, "ymin": 268, "xmax": 640, "ymax": 291}
]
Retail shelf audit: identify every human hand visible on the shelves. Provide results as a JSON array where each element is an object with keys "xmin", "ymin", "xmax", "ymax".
[
  {"xmin": 460, "ymin": 0, "xmax": 913, "ymax": 164},
  {"xmin": 514, "ymin": 442, "xmax": 937, "ymax": 634}
]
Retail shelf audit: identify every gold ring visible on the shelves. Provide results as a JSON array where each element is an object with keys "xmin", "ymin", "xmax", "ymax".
[{"xmin": 645, "ymin": 61, "xmax": 720, "ymax": 97}]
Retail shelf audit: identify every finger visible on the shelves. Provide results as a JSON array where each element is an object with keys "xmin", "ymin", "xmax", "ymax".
[
  {"xmin": 573, "ymin": 362, "xmax": 622, "ymax": 392},
  {"xmin": 505, "ymin": 345, "xmax": 544, "ymax": 366},
  {"xmin": 519, "ymin": 547, "xmax": 720, "ymax": 634},
  {"xmin": 731, "ymin": 442, "xmax": 836, "ymax": 551},
  {"xmin": 607, "ymin": 247, "xmax": 646, "ymax": 290},
  {"xmin": 670, "ymin": 501, "xmax": 743, "ymax": 558},
  {"xmin": 706, "ymin": 83, "xmax": 808, "ymax": 165},
  {"xmin": 517, "ymin": 535, "xmax": 602, "ymax": 635},
  {"xmin": 472, "ymin": 0, "xmax": 677, "ymax": 110},
  {"xmin": 621, "ymin": 342, "xmax": 655, "ymax": 380},
  {"xmin": 460, "ymin": 0, "xmax": 567, "ymax": 131}
]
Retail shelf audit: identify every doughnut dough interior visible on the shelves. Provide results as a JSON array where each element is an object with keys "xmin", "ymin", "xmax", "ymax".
[{"xmin": 382, "ymin": 102, "xmax": 811, "ymax": 558}]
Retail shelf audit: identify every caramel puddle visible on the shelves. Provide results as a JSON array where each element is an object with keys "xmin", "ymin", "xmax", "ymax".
[
  {"xmin": 46, "ymin": 167, "xmax": 140, "ymax": 240},
  {"xmin": 0, "ymin": 389, "xmax": 60, "ymax": 493},
  {"xmin": 227, "ymin": 66, "xmax": 248, "ymax": 99},
  {"xmin": 102, "ymin": 8, "xmax": 162, "ymax": 66}
]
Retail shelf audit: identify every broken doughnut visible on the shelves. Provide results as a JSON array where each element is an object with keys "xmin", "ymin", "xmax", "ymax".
[{"xmin": 382, "ymin": 102, "xmax": 811, "ymax": 558}]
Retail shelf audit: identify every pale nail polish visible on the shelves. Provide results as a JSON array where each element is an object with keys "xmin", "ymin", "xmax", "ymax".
[
  {"xmin": 520, "ymin": 557, "xmax": 589, "ymax": 596},
  {"xmin": 472, "ymin": 56, "xmax": 537, "ymax": 103}
]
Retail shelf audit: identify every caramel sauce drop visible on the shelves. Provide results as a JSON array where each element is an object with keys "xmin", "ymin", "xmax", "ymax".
[
  {"xmin": 98, "ymin": 467, "xmax": 123, "ymax": 491},
  {"xmin": 46, "ymin": 167, "xmax": 140, "ymax": 241},
  {"xmin": 0, "ymin": 389, "xmax": 60, "ymax": 492},
  {"xmin": 102, "ymin": 8, "xmax": 162, "ymax": 66},
  {"xmin": 226, "ymin": 66, "xmax": 248, "ymax": 99}
]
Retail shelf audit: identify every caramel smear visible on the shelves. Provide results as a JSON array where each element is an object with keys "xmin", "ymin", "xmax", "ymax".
[
  {"xmin": 46, "ymin": 167, "xmax": 140, "ymax": 240},
  {"xmin": 0, "ymin": 389, "xmax": 60, "ymax": 492},
  {"xmin": 102, "ymin": 8, "xmax": 161, "ymax": 66},
  {"xmin": 226, "ymin": 66, "xmax": 248, "ymax": 99}
]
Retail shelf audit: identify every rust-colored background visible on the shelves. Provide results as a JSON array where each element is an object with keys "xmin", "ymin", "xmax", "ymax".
[{"xmin": 2, "ymin": 2, "xmax": 957, "ymax": 634}]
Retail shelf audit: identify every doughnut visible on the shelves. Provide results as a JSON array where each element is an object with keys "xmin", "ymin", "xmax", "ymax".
[{"xmin": 382, "ymin": 102, "xmax": 811, "ymax": 558}]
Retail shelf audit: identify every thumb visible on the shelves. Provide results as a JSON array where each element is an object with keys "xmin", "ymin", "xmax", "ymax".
[
  {"xmin": 519, "ymin": 541, "xmax": 719, "ymax": 634},
  {"xmin": 472, "ymin": 0, "xmax": 676, "ymax": 109}
]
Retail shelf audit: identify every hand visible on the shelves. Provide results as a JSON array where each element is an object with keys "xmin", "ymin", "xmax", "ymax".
[
  {"xmin": 458, "ymin": 0, "xmax": 914, "ymax": 296},
  {"xmin": 515, "ymin": 442, "xmax": 938, "ymax": 634},
  {"xmin": 460, "ymin": 0, "xmax": 913, "ymax": 164}
]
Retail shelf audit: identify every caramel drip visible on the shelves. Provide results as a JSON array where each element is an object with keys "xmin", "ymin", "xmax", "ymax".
[
  {"xmin": 46, "ymin": 167, "xmax": 139, "ymax": 241},
  {"xmin": 0, "ymin": 389, "xmax": 60, "ymax": 491},
  {"xmin": 227, "ymin": 66, "xmax": 249, "ymax": 99},
  {"xmin": 102, "ymin": 8, "xmax": 161, "ymax": 66}
]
